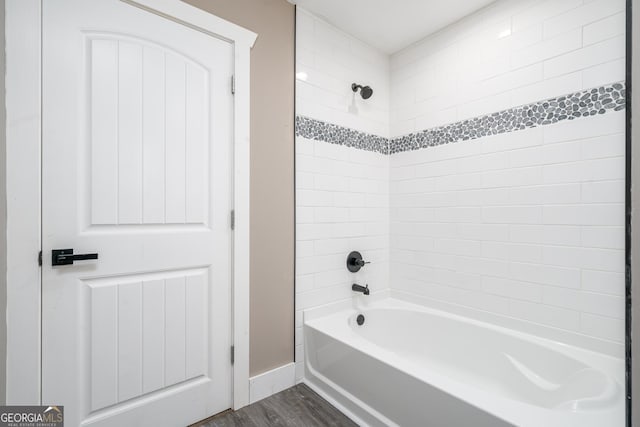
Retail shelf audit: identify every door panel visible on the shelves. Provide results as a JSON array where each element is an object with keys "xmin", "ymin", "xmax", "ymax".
[
  {"xmin": 88, "ymin": 34, "xmax": 210, "ymax": 227},
  {"xmin": 86, "ymin": 269, "xmax": 208, "ymax": 411},
  {"xmin": 42, "ymin": 1, "xmax": 234, "ymax": 426}
]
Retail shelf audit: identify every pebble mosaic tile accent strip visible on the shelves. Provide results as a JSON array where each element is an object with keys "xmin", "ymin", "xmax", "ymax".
[
  {"xmin": 295, "ymin": 81, "xmax": 626, "ymax": 155},
  {"xmin": 390, "ymin": 81, "xmax": 626, "ymax": 154},
  {"xmin": 295, "ymin": 116, "xmax": 390, "ymax": 154}
]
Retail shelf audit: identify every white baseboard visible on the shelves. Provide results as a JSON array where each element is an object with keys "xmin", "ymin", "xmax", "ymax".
[{"xmin": 249, "ymin": 362, "xmax": 296, "ymax": 404}]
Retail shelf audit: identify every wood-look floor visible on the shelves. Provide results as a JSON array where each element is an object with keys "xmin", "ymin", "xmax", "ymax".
[{"xmin": 190, "ymin": 384, "xmax": 358, "ymax": 427}]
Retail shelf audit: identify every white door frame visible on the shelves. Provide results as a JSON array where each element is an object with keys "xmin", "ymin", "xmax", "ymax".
[{"xmin": 5, "ymin": 0, "xmax": 256, "ymax": 410}]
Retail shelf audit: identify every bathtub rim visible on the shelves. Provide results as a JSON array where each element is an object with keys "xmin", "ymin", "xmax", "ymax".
[{"xmin": 304, "ymin": 289, "xmax": 623, "ymax": 358}]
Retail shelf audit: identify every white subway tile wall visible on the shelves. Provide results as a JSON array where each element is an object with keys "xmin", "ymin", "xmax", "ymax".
[
  {"xmin": 390, "ymin": 0, "xmax": 625, "ymax": 136},
  {"xmin": 389, "ymin": 0, "xmax": 625, "ymax": 346},
  {"xmin": 296, "ymin": 0, "xmax": 626, "ymax": 381},
  {"xmin": 390, "ymin": 112, "xmax": 625, "ymax": 344},
  {"xmin": 295, "ymin": 137, "xmax": 390, "ymax": 382},
  {"xmin": 296, "ymin": 9, "xmax": 390, "ymax": 137},
  {"xmin": 295, "ymin": 9, "xmax": 391, "ymax": 381}
]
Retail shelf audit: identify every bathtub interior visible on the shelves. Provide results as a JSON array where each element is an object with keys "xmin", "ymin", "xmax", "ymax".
[
  {"xmin": 303, "ymin": 298, "xmax": 625, "ymax": 427},
  {"xmin": 346, "ymin": 307, "xmax": 622, "ymax": 411}
]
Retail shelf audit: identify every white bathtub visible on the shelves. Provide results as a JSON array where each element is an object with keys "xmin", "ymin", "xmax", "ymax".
[{"xmin": 303, "ymin": 298, "xmax": 624, "ymax": 427}]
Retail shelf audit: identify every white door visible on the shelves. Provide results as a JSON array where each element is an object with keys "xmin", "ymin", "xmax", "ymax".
[{"xmin": 42, "ymin": 1, "xmax": 234, "ymax": 426}]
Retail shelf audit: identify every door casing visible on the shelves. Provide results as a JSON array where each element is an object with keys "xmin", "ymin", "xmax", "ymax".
[{"xmin": 5, "ymin": 0, "xmax": 256, "ymax": 409}]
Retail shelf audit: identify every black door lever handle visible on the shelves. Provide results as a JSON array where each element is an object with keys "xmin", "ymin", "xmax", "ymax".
[{"xmin": 52, "ymin": 249, "xmax": 99, "ymax": 266}]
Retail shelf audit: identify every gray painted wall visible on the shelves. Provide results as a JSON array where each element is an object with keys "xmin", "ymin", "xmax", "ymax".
[
  {"xmin": 0, "ymin": 0, "xmax": 7, "ymax": 405},
  {"xmin": 184, "ymin": 0, "xmax": 295, "ymax": 377}
]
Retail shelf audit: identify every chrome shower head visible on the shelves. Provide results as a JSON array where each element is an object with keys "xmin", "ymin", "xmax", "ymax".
[{"xmin": 352, "ymin": 83, "xmax": 373, "ymax": 100}]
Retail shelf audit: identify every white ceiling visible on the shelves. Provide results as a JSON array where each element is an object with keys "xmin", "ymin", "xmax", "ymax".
[{"xmin": 289, "ymin": 0, "xmax": 497, "ymax": 54}]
